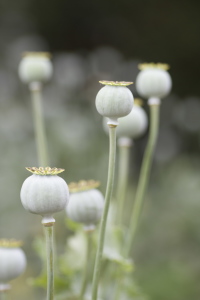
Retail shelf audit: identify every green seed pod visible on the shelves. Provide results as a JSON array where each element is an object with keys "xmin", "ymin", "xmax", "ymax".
[
  {"xmin": 136, "ymin": 63, "xmax": 172, "ymax": 99},
  {"xmin": 20, "ymin": 167, "xmax": 69, "ymax": 225},
  {"xmin": 66, "ymin": 180, "xmax": 104, "ymax": 231},
  {"xmin": 96, "ymin": 81, "xmax": 134, "ymax": 126},
  {"xmin": 103, "ymin": 99, "xmax": 148, "ymax": 139},
  {"xmin": 0, "ymin": 240, "xmax": 26, "ymax": 287},
  {"xmin": 18, "ymin": 52, "xmax": 53, "ymax": 85}
]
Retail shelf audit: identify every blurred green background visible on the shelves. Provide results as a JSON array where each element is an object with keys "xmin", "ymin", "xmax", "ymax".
[{"xmin": 0, "ymin": 0, "xmax": 200, "ymax": 299}]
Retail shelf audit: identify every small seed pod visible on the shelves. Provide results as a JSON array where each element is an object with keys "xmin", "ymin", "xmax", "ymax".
[
  {"xmin": 20, "ymin": 167, "xmax": 69, "ymax": 225},
  {"xmin": 66, "ymin": 180, "xmax": 104, "ymax": 231},
  {"xmin": 18, "ymin": 52, "xmax": 53, "ymax": 85},
  {"xmin": 136, "ymin": 63, "xmax": 172, "ymax": 99},
  {"xmin": 0, "ymin": 240, "xmax": 26, "ymax": 288},
  {"xmin": 96, "ymin": 81, "xmax": 134, "ymax": 126},
  {"xmin": 103, "ymin": 99, "xmax": 148, "ymax": 139}
]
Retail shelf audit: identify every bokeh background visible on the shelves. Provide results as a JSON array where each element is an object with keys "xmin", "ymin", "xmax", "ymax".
[{"xmin": 0, "ymin": 0, "xmax": 200, "ymax": 299}]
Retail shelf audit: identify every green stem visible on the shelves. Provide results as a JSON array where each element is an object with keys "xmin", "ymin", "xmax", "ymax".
[
  {"xmin": 116, "ymin": 138, "xmax": 132, "ymax": 225},
  {"xmin": 113, "ymin": 102, "xmax": 160, "ymax": 300},
  {"xmin": 30, "ymin": 83, "xmax": 49, "ymax": 166},
  {"xmin": 79, "ymin": 231, "xmax": 93, "ymax": 300},
  {"xmin": 91, "ymin": 125, "xmax": 117, "ymax": 300},
  {"xmin": 44, "ymin": 225, "xmax": 54, "ymax": 300},
  {"xmin": 124, "ymin": 103, "xmax": 160, "ymax": 257},
  {"xmin": 100, "ymin": 260, "xmax": 111, "ymax": 297}
]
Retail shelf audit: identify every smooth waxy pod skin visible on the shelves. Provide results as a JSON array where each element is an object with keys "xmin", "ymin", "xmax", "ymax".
[
  {"xmin": 136, "ymin": 63, "xmax": 172, "ymax": 99},
  {"xmin": 20, "ymin": 167, "xmax": 69, "ymax": 225},
  {"xmin": 18, "ymin": 52, "xmax": 53, "ymax": 84},
  {"xmin": 66, "ymin": 181, "xmax": 104, "ymax": 230},
  {"xmin": 0, "ymin": 240, "xmax": 26, "ymax": 285},
  {"xmin": 96, "ymin": 81, "xmax": 134, "ymax": 125}
]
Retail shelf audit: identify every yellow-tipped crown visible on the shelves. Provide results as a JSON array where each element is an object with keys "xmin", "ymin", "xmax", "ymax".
[
  {"xmin": 134, "ymin": 98, "xmax": 144, "ymax": 106},
  {"xmin": 0, "ymin": 239, "xmax": 23, "ymax": 248},
  {"xmin": 69, "ymin": 180, "xmax": 100, "ymax": 193},
  {"xmin": 26, "ymin": 167, "xmax": 65, "ymax": 175},
  {"xmin": 22, "ymin": 52, "xmax": 52, "ymax": 58},
  {"xmin": 99, "ymin": 80, "xmax": 133, "ymax": 86},
  {"xmin": 138, "ymin": 63, "xmax": 170, "ymax": 71}
]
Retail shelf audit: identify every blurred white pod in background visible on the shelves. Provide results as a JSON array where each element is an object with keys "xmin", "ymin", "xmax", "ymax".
[
  {"xmin": 66, "ymin": 180, "xmax": 104, "ymax": 231},
  {"xmin": 0, "ymin": 239, "xmax": 26, "ymax": 291},
  {"xmin": 18, "ymin": 52, "xmax": 53, "ymax": 85},
  {"xmin": 103, "ymin": 99, "xmax": 148, "ymax": 140},
  {"xmin": 136, "ymin": 63, "xmax": 172, "ymax": 99}
]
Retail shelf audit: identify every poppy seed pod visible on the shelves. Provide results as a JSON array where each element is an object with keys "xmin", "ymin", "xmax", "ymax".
[
  {"xmin": 18, "ymin": 52, "xmax": 53, "ymax": 85},
  {"xmin": 0, "ymin": 240, "xmax": 26, "ymax": 287},
  {"xmin": 66, "ymin": 180, "xmax": 104, "ymax": 231},
  {"xmin": 136, "ymin": 63, "xmax": 172, "ymax": 99},
  {"xmin": 95, "ymin": 81, "xmax": 134, "ymax": 126},
  {"xmin": 20, "ymin": 167, "xmax": 69, "ymax": 225},
  {"xmin": 103, "ymin": 99, "xmax": 148, "ymax": 139}
]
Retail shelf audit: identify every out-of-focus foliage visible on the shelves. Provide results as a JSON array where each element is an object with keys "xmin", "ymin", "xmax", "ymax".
[
  {"xmin": 0, "ymin": 0, "xmax": 200, "ymax": 299},
  {"xmin": 27, "ymin": 208, "xmax": 145, "ymax": 300},
  {"xmin": 0, "ymin": 44, "xmax": 199, "ymax": 300}
]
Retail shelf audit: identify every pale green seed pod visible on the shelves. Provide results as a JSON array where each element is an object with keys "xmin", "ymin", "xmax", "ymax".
[
  {"xmin": 136, "ymin": 63, "xmax": 172, "ymax": 99},
  {"xmin": 66, "ymin": 180, "xmax": 104, "ymax": 231},
  {"xmin": 103, "ymin": 99, "xmax": 148, "ymax": 139},
  {"xmin": 96, "ymin": 81, "xmax": 134, "ymax": 126},
  {"xmin": 18, "ymin": 52, "xmax": 53, "ymax": 84},
  {"xmin": 20, "ymin": 167, "xmax": 69, "ymax": 225},
  {"xmin": 0, "ymin": 240, "xmax": 26, "ymax": 286}
]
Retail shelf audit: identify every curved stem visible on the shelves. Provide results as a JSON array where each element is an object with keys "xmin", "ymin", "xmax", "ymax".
[
  {"xmin": 116, "ymin": 139, "xmax": 132, "ymax": 225},
  {"xmin": 113, "ymin": 102, "xmax": 160, "ymax": 300},
  {"xmin": 30, "ymin": 83, "xmax": 49, "ymax": 166},
  {"xmin": 79, "ymin": 231, "xmax": 93, "ymax": 300},
  {"xmin": 91, "ymin": 125, "xmax": 117, "ymax": 300},
  {"xmin": 44, "ymin": 225, "xmax": 54, "ymax": 300}
]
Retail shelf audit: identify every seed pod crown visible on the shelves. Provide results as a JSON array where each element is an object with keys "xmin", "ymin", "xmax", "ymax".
[
  {"xmin": 26, "ymin": 167, "xmax": 65, "ymax": 175},
  {"xmin": 99, "ymin": 80, "xmax": 133, "ymax": 86},
  {"xmin": 0, "ymin": 239, "xmax": 23, "ymax": 248},
  {"xmin": 69, "ymin": 180, "xmax": 100, "ymax": 193}
]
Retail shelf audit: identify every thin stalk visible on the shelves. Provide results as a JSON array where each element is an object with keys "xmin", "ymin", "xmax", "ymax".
[
  {"xmin": 100, "ymin": 261, "xmax": 112, "ymax": 297},
  {"xmin": 103, "ymin": 139, "xmax": 132, "ymax": 298},
  {"xmin": 113, "ymin": 103, "xmax": 160, "ymax": 300},
  {"xmin": 79, "ymin": 231, "xmax": 93, "ymax": 300},
  {"xmin": 91, "ymin": 125, "xmax": 117, "ymax": 300},
  {"xmin": 44, "ymin": 225, "xmax": 54, "ymax": 300},
  {"xmin": 116, "ymin": 139, "xmax": 132, "ymax": 225},
  {"xmin": 124, "ymin": 103, "xmax": 160, "ymax": 257},
  {"xmin": 30, "ymin": 83, "xmax": 49, "ymax": 166}
]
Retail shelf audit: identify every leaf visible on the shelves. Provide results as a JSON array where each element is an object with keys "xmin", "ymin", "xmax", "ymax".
[
  {"xmin": 65, "ymin": 218, "xmax": 82, "ymax": 232},
  {"xmin": 27, "ymin": 272, "xmax": 47, "ymax": 288},
  {"xmin": 103, "ymin": 246, "xmax": 134, "ymax": 273},
  {"xmin": 27, "ymin": 272, "xmax": 72, "ymax": 293}
]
